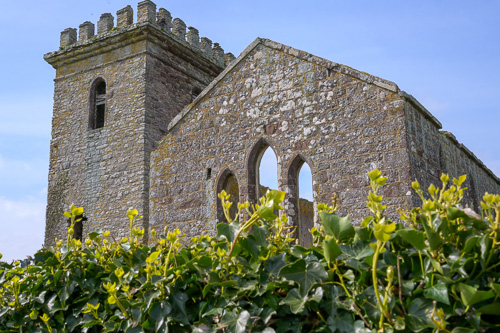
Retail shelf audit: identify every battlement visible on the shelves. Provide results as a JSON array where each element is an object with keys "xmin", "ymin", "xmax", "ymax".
[{"xmin": 54, "ymin": 0, "xmax": 235, "ymax": 67}]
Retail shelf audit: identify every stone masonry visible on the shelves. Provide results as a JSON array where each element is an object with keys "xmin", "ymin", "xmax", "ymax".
[
  {"xmin": 45, "ymin": 1, "xmax": 500, "ymax": 247},
  {"xmin": 44, "ymin": 0, "xmax": 232, "ymax": 246}
]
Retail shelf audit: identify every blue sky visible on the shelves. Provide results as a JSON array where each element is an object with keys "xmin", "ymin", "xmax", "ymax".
[{"xmin": 1, "ymin": 1, "xmax": 499, "ymax": 262}]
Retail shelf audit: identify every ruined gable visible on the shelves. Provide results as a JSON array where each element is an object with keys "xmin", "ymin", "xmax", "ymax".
[{"xmin": 149, "ymin": 39, "xmax": 415, "ymax": 243}]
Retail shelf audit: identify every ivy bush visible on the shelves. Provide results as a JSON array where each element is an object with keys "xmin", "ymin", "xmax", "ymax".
[{"xmin": 1, "ymin": 170, "xmax": 500, "ymax": 332}]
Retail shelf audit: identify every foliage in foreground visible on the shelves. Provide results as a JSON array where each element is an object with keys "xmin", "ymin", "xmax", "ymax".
[{"xmin": 1, "ymin": 171, "xmax": 500, "ymax": 332}]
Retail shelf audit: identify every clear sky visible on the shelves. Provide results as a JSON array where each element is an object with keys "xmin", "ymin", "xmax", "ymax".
[{"xmin": 1, "ymin": 1, "xmax": 499, "ymax": 262}]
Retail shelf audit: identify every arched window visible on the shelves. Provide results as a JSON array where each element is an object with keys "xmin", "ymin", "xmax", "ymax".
[
  {"xmin": 247, "ymin": 138, "xmax": 279, "ymax": 204},
  {"xmin": 258, "ymin": 147, "xmax": 278, "ymax": 197},
  {"xmin": 216, "ymin": 169, "xmax": 240, "ymax": 223},
  {"xmin": 89, "ymin": 79, "xmax": 106, "ymax": 129},
  {"xmin": 287, "ymin": 155, "xmax": 314, "ymax": 246}
]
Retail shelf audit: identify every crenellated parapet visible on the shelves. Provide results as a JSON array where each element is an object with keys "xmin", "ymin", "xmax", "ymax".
[{"xmin": 52, "ymin": 0, "xmax": 235, "ymax": 67}]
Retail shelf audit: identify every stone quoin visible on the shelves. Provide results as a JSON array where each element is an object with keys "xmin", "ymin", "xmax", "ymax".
[{"xmin": 44, "ymin": 0, "xmax": 500, "ymax": 247}]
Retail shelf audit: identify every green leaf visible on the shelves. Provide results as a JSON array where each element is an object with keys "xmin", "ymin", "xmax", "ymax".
[
  {"xmin": 458, "ymin": 283, "xmax": 495, "ymax": 307},
  {"xmin": 281, "ymin": 287, "xmax": 323, "ymax": 314},
  {"xmin": 143, "ymin": 290, "xmax": 161, "ymax": 310},
  {"xmin": 251, "ymin": 224, "xmax": 269, "ymax": 247},
  {"xmin": 476, "ymin": 303, "xmax": 500, "ymax": 315},
  {"xmin": 149, "ymin": 301, "xmax": 171, "ymax": 331},
  {"xmin": 267, "ymin": 190, "xmax": 285, "ymax": 206},
  {"xmin": 333, "ymin": 311, "xmax": 354, "ymax": 333},
  {"xmin": 394, "ymin": 316, "xmax": 405, "ymax": 331},
  {"xmin": 320, "ymin": 213, "xmax": 355, "ymax": 243},
  {"xmin": 240, "ymin": 236, "xmax": 260, "ymax": 259},
  {"xmin": 405, "ymin": 298, "xmax": 435, "ymax": 332},
  {"xmin": 221, "ymin": 310, "xmax": 250, "ymax": 333},
  {"xmin": 216, "ymin": 221, "xmax": 240, "ymax": 242},
  {"xmin": 323, "ymin": 237, "xmax": 342, "ymax": 262},
  {"xmin": 262, "ymin": 328, "xmax": 276, "ymax": 333},
  {"xmin": 397, "ymin": 229, "xmax": 426, "ymax": 251},
  {"xmin": 263, "ymin": 292, "xmax": 279, "ymax": 310},
  {"xmin": 422, "ymin": 222, "xmax": 442, "ymax": 250},
  {"xmin": 451, "ymin": 328, "xmax": 475, "ymax": 333},
  {"xmin": 355, "ymin": 227, "xmax": 371, "ymax": 241},
  {"xmin": 368, "ymin": 169, "xmax": 381, "ymax": 181},
  {"xmin": 491, "ymin": 283, "xmax": 500, "ymax": 297},
  {"xmin": 74, "ymin": 206, "xmax": 84, "ymax": 216},
  {"xmin": 463, "ymin": 236, "xmax": 479, "ymax": 254},
  {"xmin": 479, "ymin": 234, "xmax": 492, "ymax": 264},
  {"xmin": 424, "ymin": 282, "xmax": 450, "ymax": 305},
  {"xmin": 265, "ymin": 253, "xmax": 287, "ymax": 275},
  {"xmin": 447, "ymin": 207, "xmax": 468, "ymax": 220},
  {"xmin": 354, "ymin": 320, "xmax": 371, "ymax": 333},
  {"xmin": 280, "ymin": 288, "xmax": 307, "ymax": 314},
  {"xmin": 170, "ymin": 291, "xmax": 189, "ymax": 325},
  {"xmin": 374, "ymin": 229, "xmax": 391, "ymax": 242},
  {"xmin": 429, "ymin": 258, "xmax": 443, "ymax": 275},
  {"xmin": 257, "ymin": 200, "xmax": 277, "ymax": 221},
  {"xmin": 279, "ymin": 259, "xmax": 327, "ymax": 297}
]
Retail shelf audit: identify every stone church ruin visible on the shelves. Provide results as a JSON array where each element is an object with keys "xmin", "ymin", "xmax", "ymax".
[{"xmin": 44, "ymin": 1, "xmax": 500, "ymax": 246}]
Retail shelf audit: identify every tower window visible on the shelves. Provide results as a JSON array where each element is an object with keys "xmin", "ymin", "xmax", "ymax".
[
  {"xmin": 191, "ymin": 87, "xmax": 202, "ymax": 102},
  {"xmin": 90, "ymin": 79, "xmax": 107, "ymax": 129}
]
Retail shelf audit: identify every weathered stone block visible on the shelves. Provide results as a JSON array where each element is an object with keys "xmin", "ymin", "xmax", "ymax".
[
  {"xmin": 117, "ymin": 5, "xmax": 133, "ymax": 27},
  {"xmin": 172, "ymin": 18, "xmax": 186, "ymax": 40},
  {"xmin": 78, "ymin": 22, "xmax": 94, "ymax": 42},
  {"xmin": 97, "ymin": 13, "xmax": 114, "ymax": 34},
  {"xmin": 157, "ymin": 8, "xmax": 172, "ymax": 30},
  {"xmin": 137, "ymin": 0, "xmax": 156, "ymax": 23},
  {"xmin": 60, "ymin": 28, "xmax": 76, "ymax": 47}
]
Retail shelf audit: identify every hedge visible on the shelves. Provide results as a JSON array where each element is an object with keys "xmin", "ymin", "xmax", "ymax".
[{"xmin": 1, "ymin": 170, "xmax": 499, "ymax": 332}]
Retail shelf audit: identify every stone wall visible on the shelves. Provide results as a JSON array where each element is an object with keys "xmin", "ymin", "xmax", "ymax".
[
  {"xmin": 149, "ymin": 39, "xmax": 415, "ymax": 245},
  {"xmin": 439, "ymin": 132, "xmax": 500, "ymax": 209},
  {"xmin": 403, "ymin": 93, "xmax": 500, "ymax": 208}
]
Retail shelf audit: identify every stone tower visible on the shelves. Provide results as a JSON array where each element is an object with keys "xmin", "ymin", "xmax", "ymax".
[{"xmin": 44, "ymin": 0, "xmax": 232, "ymax": 246}]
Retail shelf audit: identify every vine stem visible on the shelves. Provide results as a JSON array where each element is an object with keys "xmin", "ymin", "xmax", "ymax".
[
  {"xmin": 418, "ymin": 250, "xmax": 425, "ymax": 278},
  {"xmin": 228, "ymin": 214, "xmax": 259, "ymax": 257},
  {"xmin": 373, "ymin": 241, "xmax": 390, "ymax": 330}
]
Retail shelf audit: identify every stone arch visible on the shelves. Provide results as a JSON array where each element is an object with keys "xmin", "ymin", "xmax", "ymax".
[
  {"xmin": 246, "ymin": 137, "xmax": 280, "ymax": 204},
  {"xmin": 216, "ymin": 168, "xmax": 240, "ymax": 223},
  {"xmin": 286, "ymin": 153, "xmax": 316, "ymax": 246},
  {"xmin": 89, "ymin": 77, "xmax": 107, "ymax": 129}
]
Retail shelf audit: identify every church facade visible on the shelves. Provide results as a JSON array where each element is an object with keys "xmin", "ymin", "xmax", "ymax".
[{"xmin": 44, "ymin": 1, "xmax": 500, "ymax": 246}]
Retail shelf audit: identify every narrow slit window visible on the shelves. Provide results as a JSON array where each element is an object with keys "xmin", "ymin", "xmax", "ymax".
[
  {"xmin": 257, "ymin": 147, "xmax": 278, "ymax": 198},
  {"xmin": 287, "ymin": 155, "xmax": 314, "ymax": 246},
  {"xmin": 90, "ymin": 80, "xmax": 106, "ymax": 129},
  {"xmin": 298, "ymin": 162, "xmax": 314, "ymax": 244},
  {"xmin": 191, "ymin": 87, "xmax": 202, "ymax": 102}
]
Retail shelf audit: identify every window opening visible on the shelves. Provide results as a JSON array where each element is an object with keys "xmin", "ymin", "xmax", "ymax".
[
  {"xmin": 90, "ymin": 80, "xmax": 106, "ymax": 129},
  {"xmin": 191, "ymin": 87, "xmax": 202, "ymax": 102},
  {"xmin": 287, "ymin": 155, "xmax": 314, "ymax": 246},
  {"xmin": 67, "ymin": 213, "xmax": 86, "ymax": 242},
  {"xmin": 217, "ymin": 171, "xmax": 239, "ymax": 223},
  {"xmin": 298, "ymin": 162, "xmax": 313, "ymax": 244},
  {"xmin": 257, "ymin": 147, "xmax": 278, "ymax": 199}
]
